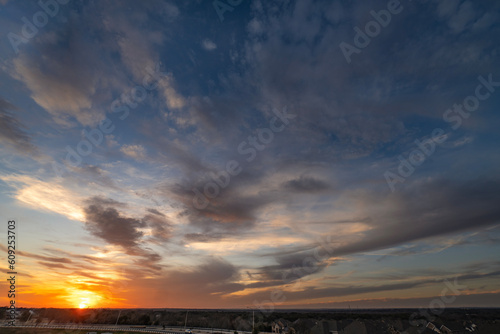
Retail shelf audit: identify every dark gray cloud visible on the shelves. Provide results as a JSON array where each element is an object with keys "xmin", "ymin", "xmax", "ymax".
[
  {"xmin": 0, "ymin": 98, "xmax": 37, "ymax": 154},
  {"xmin": 147, "ymin": 208, "xmax": 165, "ymax": 217},
  {"xmin": 142, "ymin": 213, "xmax": 172, "ymax": 242},
  {"xmin": 248, "ymin": 177, "xmax": 500, "ymax": 288},
  {"xmin": 169, "ymin": 178, "xmax": 275, "ymax": 239},
  {"xmin": 83, "ymin": 196, "xmax": 166, "ymax": 270},
  {"xmin": 169, "ymin": 257, "xmax": 241, "ymax": 293},
  {"xmin": 84, "ymin": 196, "xmax": 126, "ymax": 208},
  {"xmin": 84, "ymin": 201, "xmax": 144, "ymax": 249},
  {"xmin": 256, "ymin": 248, "xmax": 330, "ymax": 284},
  {"xmin": 236, "ymin": 265, "xmax": 500, "ymax": 304},
  {"xmin": 329, "ymin": 178, "xmax": 500, "ymax": 258},
  {"xmin": 282, "ymin": 176, "xmax": 331, "ymax": 193},
  {"xmin": 223, "ymin": 276, "xmax": 437, "ymax": 306}
]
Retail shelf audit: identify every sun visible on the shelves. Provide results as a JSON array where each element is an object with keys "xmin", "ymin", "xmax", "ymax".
[
  {"xmin": 67, "ymin": 287, "xmax": 106, "ymax": 309},
  {"xmin": 78, "ymin": 297, "xmax": 90, "ymax": 309}
]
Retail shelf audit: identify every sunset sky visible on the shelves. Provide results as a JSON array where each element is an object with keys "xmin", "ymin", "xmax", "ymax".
[{"xmin": 1, "ymin": 0, "xmax": 500, "ymax": 310}]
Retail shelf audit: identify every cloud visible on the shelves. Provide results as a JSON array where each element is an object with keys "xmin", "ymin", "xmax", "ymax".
[
  {"xmin": 99, "ymin": 1, "xmax": 186, "ymax": 113},
  {"xmin": 83, "ymin": 197, "xmax": 145, "ymax": 249},
  {"xmin": 38, "ymin": 261, "xmax": 71, "ymax": 270},
  {"xmin": 202, "ymin": 38, "xmax": 217, "ymax": 51},
  {"xmin": 447, "ymin": 1, "xmax": 477, "ymax": 33},
  {"xmin": 68, "ymin": 164, "xmax": 119, "ymax": 189},
  {"xmin": 169, "ymin": 179, "xmax": 274, "ymax": 238},
  {"xmin": 282, "ymin": 176, "xmax": 331, "ymax": 193},
  {"xmin": 235, "ymin": 265, "xmax": 499, "ymax": 305},
  {"xmin": 283, "ymin": 292, "xmax": 500, "ymax": 309},
  {"xmin": 435, "ymin": 0, "xmax": 460, "ymax": 18},
  {"xmin": 17, "ymin": 251, "xmax": 73, "ymax": 264},
  {"xmin": 122, "ymin": 258, "xmax": 244, "ymax": 307},
  {"xmin": 184, "ymin": 233, "xmax": 227, "ymax": 243},
  {"xmin": 142, "ymin": 213, "xmax": 172, "ymax": 242},
  {"xmin": 107, "ymin": 14, "xmax": 160, "ymax": 82},
  {"xmin": 120, "ymin": 144, "xmax": 146, "ymax": 161},
  {"xmin": 0, "ymin": 98, "xmax": 37, "ymax": 154},
  {"xmin": 247, "ymin": 18, "xmax": 264, "ymax": 35},
  {"xmin": 0, "ymin": 174, "xmax": 84, "ymax": 221},
  {"xmin": 168, "ymin": 258, "xmax": 240, "ymax": 293},
  {"xmin": 472, "ymin": 12, "xmax": 497, "ymax": 31},
  {"xmin": 106, "ymin": 135, "xmax": 119, "ymax": 148},
  {"xmin": 329, "ymin": 178, "xmax": 500, "ymax": 258},
  {"xmin": 7, "ymin": 0, "xmax": 183, "ymax": 128},
  {"xmin": 11, "ymin": 43, "xmax": 101, "ymax": 127},
  {"xmin": 163, "ymin": 2, "xmax": 180, "ymax": 19},
  {"xmin": 159, "ymin": 74, "xmax": 187, "ymax": 110},
  {"xmin": 82, "ymin": 196, "xmax": 169, "ymax": 270},
  {"xmin": 257, "ymin": 248, "xmax": 330, "ymax": 284},
  {"xmin": 147, "ymin": 208, "xmax": 165, "ymax": 217}
]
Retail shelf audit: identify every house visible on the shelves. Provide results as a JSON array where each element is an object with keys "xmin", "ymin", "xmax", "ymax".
[
  {"xmin": 342, "ymin": 320, "xmax": 367, "ymax": 334},
  {"xmin": 272, "ymin": 319, "xmax": 296, "ymax": 334},
  {"xmin": 439, "ymin": 325, "xmax": 452, "ymax": 334},
  {"xmin": 426, "ymin": 322, "xmax": 441, "ymax": 333},
  {"xmin": 292, "ymin": 318, "xmax": 317, "ymax": 334},
  {"xmin": 310, "ymin": 320, "xmax": 340, "ymax": 334}
]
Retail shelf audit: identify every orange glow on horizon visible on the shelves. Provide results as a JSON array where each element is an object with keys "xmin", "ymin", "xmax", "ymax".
[{"xmin": 66, "ymin": 289, "xmax": 103, "ymax": 309}]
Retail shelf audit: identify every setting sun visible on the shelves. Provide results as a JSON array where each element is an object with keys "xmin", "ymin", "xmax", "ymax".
[
  {"xmin": 78, "ymin": 297, "xmax": 89, "ymax": 309},
  {"xmin": 67, "ymin": 289, "xmax": 104, "ymax": 309}
]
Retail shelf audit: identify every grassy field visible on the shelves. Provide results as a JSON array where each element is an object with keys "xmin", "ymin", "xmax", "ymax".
[{"xmin": 1, "ymin": 328, "xmax": 148, "ymax": 334}]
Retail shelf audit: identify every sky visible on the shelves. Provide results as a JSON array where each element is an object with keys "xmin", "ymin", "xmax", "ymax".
[{"xmin": 0, "ymin": 0, "xmax": 500, "ymax": 310}]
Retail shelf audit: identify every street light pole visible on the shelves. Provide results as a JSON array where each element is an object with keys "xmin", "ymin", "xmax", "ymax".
[
  {"xmin": 246, "ymin": 307, "xmax": 254, "ymax": 333},
  {"xmin": 252, "ymin": 310, "xmax": 254, "ymax": 332},
  {"xmin": 115, "ymin": 310, "xmax": 121, "ymax": 326},
  {"xmin": 184, "ymin": 310, "xmax": 189, "ymax": 330},
  {"xmin": 27, "ymin": 310, "xmax": 34, "ymax": 323}
]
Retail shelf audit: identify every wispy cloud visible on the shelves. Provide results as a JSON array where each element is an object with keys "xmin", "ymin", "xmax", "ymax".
[{"xmin": 0, "ymin": 97, "xmax": 37, "ymax": 154}]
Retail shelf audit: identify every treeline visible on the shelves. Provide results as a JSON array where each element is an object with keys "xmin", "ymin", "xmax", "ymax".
[
  {"xmin": 1, "ymin": 308, "xmax": 271, "ymax": 331},
  {"xmin": 2, "ymin": 307, "xmax": 498, "ymax": 331}
]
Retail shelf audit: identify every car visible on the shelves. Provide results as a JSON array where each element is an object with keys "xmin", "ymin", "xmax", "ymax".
[{"xmin": 185, "ymin": 329, "xmax": 193, "ymax": 334}]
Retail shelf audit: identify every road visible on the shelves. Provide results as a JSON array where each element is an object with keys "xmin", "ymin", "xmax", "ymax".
[{"xmin": 0, "ymin": 324, "xmax": 256, "ymax": 334}]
